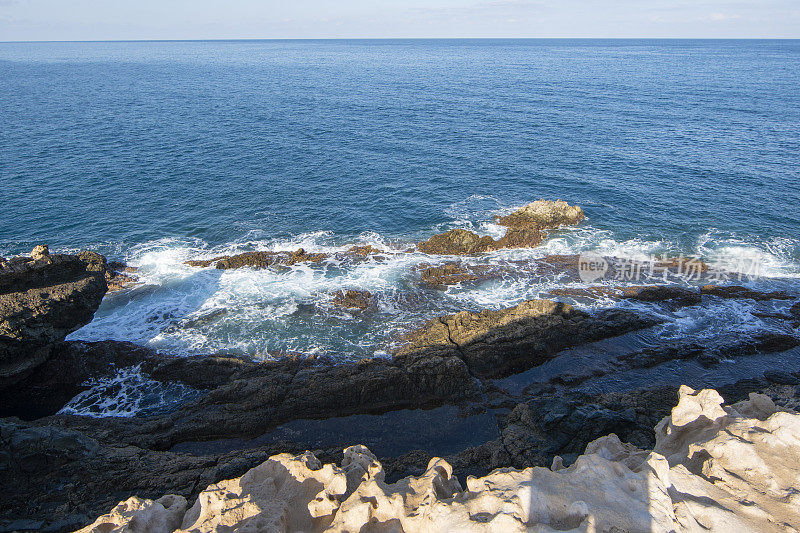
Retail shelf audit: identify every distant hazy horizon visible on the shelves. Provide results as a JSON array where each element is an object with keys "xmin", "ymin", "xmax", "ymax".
[{"xmin": 1, "ymin": 0, "xmax": 799, "ymax": 42}]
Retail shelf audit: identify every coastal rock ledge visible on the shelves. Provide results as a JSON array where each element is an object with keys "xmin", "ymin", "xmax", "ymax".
[{"xmin": 79, "ymin": 386, "xmax": 800, "ymax": 532}]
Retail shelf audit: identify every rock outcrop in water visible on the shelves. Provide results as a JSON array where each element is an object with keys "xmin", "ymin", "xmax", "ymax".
[
  {"xmin": 331, "ymin": 289, "xmax": 373, "ymax": 311},
  {"xmin": 185, "ymin": 248, "xmax": 328, "ymax": 269},
  {"xmin": 0, "ymin": 247, "xmax": 108, "ymax": 388},
  {"xmin": 495, "ymin": 199, "xmax": 585, "ymax": 229},
  {"xmin": 77, "ymin": 386, "xmax": 800, "ymax": 532},
  {"xmin": 396, "ymin": 299, "xmax": 658, "ymax": 378},
  {"xmin": 416, "ymin": 200, "xmax": 583, "ymax": 255}
]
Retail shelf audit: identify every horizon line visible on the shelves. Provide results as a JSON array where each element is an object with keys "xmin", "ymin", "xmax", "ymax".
[{"xmin": 2, "ymin": 37, "xmax": 800, "ymax": 44}]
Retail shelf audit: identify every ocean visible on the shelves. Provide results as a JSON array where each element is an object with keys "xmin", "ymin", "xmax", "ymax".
[{"xmin": 1, "ymin": 39, "xmax": 799, "ymax": 415}]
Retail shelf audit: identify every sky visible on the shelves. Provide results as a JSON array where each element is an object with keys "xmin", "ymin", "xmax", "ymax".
[{"xmin": 0, "ymin": 0, "xmax": 799, "ymax": 41}]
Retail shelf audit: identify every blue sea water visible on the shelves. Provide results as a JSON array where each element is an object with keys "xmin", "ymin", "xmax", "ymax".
[{"xmin": 2, "ymin": 41, "xmax": 800, "ymax": 408}]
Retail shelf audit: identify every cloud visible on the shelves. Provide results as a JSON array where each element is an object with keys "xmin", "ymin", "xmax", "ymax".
[
  {"xmin": 409, "ymin": 0, "xmax": 544, "ymax": 17},
  {"xmin": 701, "ymin": 12, "xmax": 743, "ymax": 21}
]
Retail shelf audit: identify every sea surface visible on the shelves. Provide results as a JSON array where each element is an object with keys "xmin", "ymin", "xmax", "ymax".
[{"xmin": 1, "ymin": 40, "xmax": 799, "ymax": 416}]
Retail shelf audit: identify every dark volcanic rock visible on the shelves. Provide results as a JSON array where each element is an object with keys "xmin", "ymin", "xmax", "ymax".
[
  {"xmin": 396, "ymin": 300, "xmax": 658, "ymax": 379},
  {"xmin": 42, "ymin": 350, "xmax": 481, "ymax": 452},
  {"xmin": 331, "ymin": 289, "xmax": 372, "ymax": 311},
  {"xmin": 792, "ymin": 302, "xmax": 800, "ymax": 320},
  {"xmin": 346, "ymin": 245, "xmax": 382, "ymax": 257},
  {"xmin": 621, "ymin": 285, "xmax": 702, "ymax": 307},
  {"xmin": 0, "ymin": 417, "xmax": 318, "ymax": 533},
  {"xmin": 0, "ymin": 248, "xmax": 108, "ymax": 388},
  {"xmin": 700, "ymin": 284, "xmax": 793, "ymax": 301}
]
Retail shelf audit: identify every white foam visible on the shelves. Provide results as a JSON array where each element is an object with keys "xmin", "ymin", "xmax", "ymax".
[
  {"xmin": 696, "ymin": 230, "xmax": 800, "ymax": 280},
  {"xmin": 58, "ymin": 365, "xmax": 200, "ymax": 418}
]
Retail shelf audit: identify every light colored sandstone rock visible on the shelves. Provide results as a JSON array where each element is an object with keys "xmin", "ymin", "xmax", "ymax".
[
  {"xmin": 80, "ymin": 386, "xmax": 800, "ymax": 533},
  {"xmin": 76, "ymin": 495, "xmax": 187, "ymax": 533},
  {"xmin": 495, "ymin": 200, "xmax": 585, "ymax": 230},
  {"xmin": 30, "ymin": 244, "xmax": 49, "ymax": 261}
]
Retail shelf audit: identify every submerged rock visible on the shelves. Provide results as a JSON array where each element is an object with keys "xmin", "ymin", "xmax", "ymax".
[
  {"xmin": 331, "ymin": 289, "xmax": 373, "ymax": 311},
  {"xmin": 78, "ymin": 386, "xmax": 800, "ymax": 532},
  {"xmin": 495, "ymin": 199, "xmax": 584, "ymax": 229},
  {"xmin": 0, "ymin": 248, "xmax": 108, "ymax": 388},
  {"xmin": 621, "ymin": 284, "xmax": 702, "ymax": 307},
  {"xmin": 396, "ymin": 299, "xmax": 658, "ymax": 378},
  {"xmin": 701, "ymin": 284, "xmax": 793, "ymax": 301}
]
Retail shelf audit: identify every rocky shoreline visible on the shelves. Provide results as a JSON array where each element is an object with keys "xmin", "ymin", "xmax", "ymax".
[{"xmin": 2, "ymin": 201, "xmax": 800, "ymax": 532}]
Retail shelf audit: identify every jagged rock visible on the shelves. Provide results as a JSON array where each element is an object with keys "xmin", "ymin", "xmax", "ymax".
[
  {"xmin": 346, "ymin": 245, "xmax": 382, "ymax": 257},
  {"xmin": 700, "ymin": 284, "xmax": 792, "ymax": 300},
  {"xmin": 39, "ymin": 347, "xmax": 480, "ymax": 452},
  {"xmin": 331, "ymin": 289, "xmax": 372, "ymax": 311},
  {"xmin": 495, "ymin": 199, "xmax": 584, "ymax": 229},
  {"xmin": 30, "ymin": 245, "xmax": 49, "ymax": 261},
  {"xmin": 396, "ymin": 300, "xmax": 657, "ymax": 378},
  {"xmin": 79, "ymin": 387, "xmax": 800, "ymax": 532},
  {"xmin": 105, "ymin": 261, "xmax": 138, "ymax": 292},
  {"xmin": 76, "ymin": 495, "xmax": 187, "ymax": 533},
  {"xmin": 0, "ymin": 417, "xmax": 322, "ymax": 533},
  {"xmin": 0, "ymin": 249, "xmax": 108, "ymax": 388},
  {"xmin": 790, "ymin": 301, "xmax": 800, "ymax": 319},
  {"xmin": 621, "ymin": 285, "xmax": 702, "ymax": 307},
  {"xmin": 416, "ymin": 227, "xmax": 547, "ymax": 256},
  {"xmin": 417, "ymin": 228, "xmax": 498, "ymax": 255},
  {"xmin": 184, "ymin": 249, "xmax": 328, "ymax": 269},
  {"xmin": 418, "ymin": 262, "xmax": 505, "ymax": 289}
]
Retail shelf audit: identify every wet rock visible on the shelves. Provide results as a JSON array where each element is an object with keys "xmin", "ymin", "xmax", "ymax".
[
  {"xmin": 417, "ymin": 262, "xmax": 505, "ymax": 289},
  {"xmin": 701, "ymin": 284, "xmax": 793, "ymax": 300},
  {"xmin": 105, "ymin": 261, "xmax": 138, "ymax": 292},
  {"xmin": 184, "ymin": 256, "xmax": 226, "ymax": 268},
  {"xmin": 331, "ymin": 289, "xmax": 372, "ymax": 311},
  {"xmin": 494, "ymin": 199, "xmax": 584, "ymax": 229},
  {"xmin": 396, "ymin": 300, "xmax": 658, "ymax": 379},
  {"xmin": 345, "ymin": 245, "xmax": 382, "ymax": 257},
  {"xmin": 621, "ymin": 284, "xmax": 702, "ymax": 307},
  {"xmin": 416, "ymin": 228, "xmax": 497, "ymax": 255},
  {"xmin": 184, "ymin": 249, "xmax": 328, "ymax": 269},
  {"xmin": 546, "ymin": 286, "xmax": 622, "ymax": 300},
  {"xmin": 790, "ymin": 301, "xmax": 800, "ymax": 319},
  {"xmin": 42, "ymin": 348, "xmax": 481, "ymax": 452},
  {"xmin": 702, "ymin": 332, "xmax": 800, "ymax": 366},
  {"xmin": 416, "ymin": 227, "xmax": 547, "ymax": 256},
  {"xmin": 0, "ymin": 249, "xmax": 108, "ymax": 388}
]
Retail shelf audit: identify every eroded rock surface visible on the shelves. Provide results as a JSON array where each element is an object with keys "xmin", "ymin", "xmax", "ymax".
[
  {"xmin": 495, "ymin": 199, "xmax": 585, "ymax": 229},
  {"xmin": 396, "ymin": 299, "xmax": 658, "ymax": 378},
  {"xmin": 185, "ymin": 248, "xmax": 328, "ymax": 269},
  {"xmin": 0, "ymin": 248, "xmax": 108, "ymax": 388},
  {"xmin": 331, "ymin": 289, "xmax": 373, "ymax": 311},
  {"xmin": 79, "ymin": 386, "xmax": 800, "ymax": 532}
]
